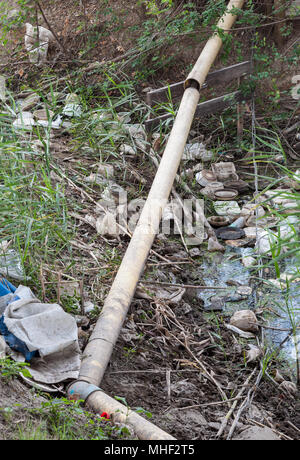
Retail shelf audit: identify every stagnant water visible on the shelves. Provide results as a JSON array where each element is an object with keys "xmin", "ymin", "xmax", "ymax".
[{"xmin": 197, "ymin": 248, "xmax": 300, "ymax": 375}]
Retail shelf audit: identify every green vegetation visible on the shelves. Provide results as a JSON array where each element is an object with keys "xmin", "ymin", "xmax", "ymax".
[{"xmin": 0, "ymin": 0, "xmax": 299, "ymax": 442}]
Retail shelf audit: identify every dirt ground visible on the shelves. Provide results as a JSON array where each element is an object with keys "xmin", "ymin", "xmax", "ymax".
[{"xmin": 0, "ymin": 0, "xmax": 299, "ymax": 441}]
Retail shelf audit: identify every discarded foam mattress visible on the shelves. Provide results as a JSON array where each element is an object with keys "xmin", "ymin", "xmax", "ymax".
[{"xmin": 0, "ymin": 279, "xmax": 80, "ymax": 384}]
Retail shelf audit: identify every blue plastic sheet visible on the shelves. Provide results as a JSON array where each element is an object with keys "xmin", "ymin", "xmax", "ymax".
[
  {"xmin": 0, "ymin": 278, "xmax": 17, "ymax": 297},
  {"xmin": 0, "ymin": 278, "xmax": 37, "ymax": 362}
]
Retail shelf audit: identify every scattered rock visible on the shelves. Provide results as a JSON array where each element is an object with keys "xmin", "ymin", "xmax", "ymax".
[
  {"xmin": 97, "ymin": 163, "xmax": 114, "ymax": 178},
  {"xmin": 33, "ymin": 108, "xmax": 54, "ymax": 121},
  {"xmin": 200, "ymin": 182, "xmax": 224, "ymax": 198},
  {"xmin": 13, "ymin": 111, "xmax": 35, "ymax": 130},
  {"xmin": 230, "ymin": 310, "xmax": 258, "ymax": 333},
  {"xmin": 233, "ymin": 426, "xmax": 280, "ymax": 440},
  {"xmin": 236, "ymin": 286, "xmax": 252, "ymax": 296},
  {"xmin": 207, "ymin": 237, "xmax": 225, "ymax": 252},
  {"xmin": 83, "ymin": 300, "xmax": 95, "ymax": 314},
  {"xmin": 287, "ymin": 169, "xmax": 300, "ymax": 190},
  {"xmin": 241, "ymin": 248, "xmax": 256, "ymax": 267},
  {"xmin": 225, "ymin": 238, "xmax": 255, "ymax": 248},
  {"xmin": 189, "ymin": 247, "xmax": 201, "ymax": 257},
  {"xmin": 164, "ymin": 408, "xmax": 207, "ymax": 427},
  {"xmin": 59, "ymin": 281, "xmax": 81, "ymax": 298},
  {"xmin": 279, "ymin": 380, "xmax": 298, "ymax": 395},
  {"xmin": 255, "ymin": 229, "xmax": 276, "ymax": 255},
  {"xmin": 205, "ymin": 295, "xmax": 225, "ymax": 311},
  {"xmin": 18, "ymin": 93, "xmax": 40, "ymax": 111}
]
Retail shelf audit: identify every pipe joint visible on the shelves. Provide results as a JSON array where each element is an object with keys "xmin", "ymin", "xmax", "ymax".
[
  {"xmin": 67, "ymin": 380, "xmax": 102, "ymax": 403},
  {"xmin": 184, "ymin": 78, "xmax": 200, "ymax": 91}
]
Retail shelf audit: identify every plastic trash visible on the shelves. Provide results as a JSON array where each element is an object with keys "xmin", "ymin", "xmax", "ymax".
[
  {"xmin": 0, "ymin": 249, "xmax": 26, "ymax": 281},
  {"xmin": 207, "ymin": 216, "xmax": 230, "ymax": 227},
  {"xmin": 182, "ymin": 143, "xmax": 213, "ymax": 161},
  {"xmin": 229, "ymin": 216, "xmax": 245, "ymax": 228},
  {"xmin": 25, "ymin": 23, "xmax": 55, "ymax": 65},
  {"xmin": 0, "ymin": 75, "xmax": 6, "ymax": 102},
  {"xmin": 211, "ymin": 162, "xmax": 239, "ymax": 182},
  {"xmin": 215, "ymin": 226, "xmax": 245, "ymax": 240},
  {"xmin": 62, "ymin": 93, "xmax": 82, "ymax": 117},
  {"xmin": 0, "ymin": 278, "xmax": 37, "ymax": 361},
  {"xmin": 213, "ymin": 188, "xmax": 238, "ymax": 200},
  {"xmin": 33, "ymin": 108, "xmax": 55, "ymax": 121},
  {"xmin": 13, "ymin": 112, "xmax": 35, "ymax": 130},
  {"xmin": 0, "ymin": 282, "xmax": 80, "ymax": 383},
  {"xmin": 200, "ymin": 182, "xmax": 224, "ymax": 198},
  {"xmin": 213, "ymin": 200, "xmax": 241, "ymax": 217},
  {"xmin": 195, "ymin": 169, "xmax": 216, "ymax": 187}
]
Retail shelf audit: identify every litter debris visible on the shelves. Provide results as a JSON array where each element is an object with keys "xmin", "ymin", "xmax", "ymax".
[
  {"xmin": 182, "ymin": 142, "xmax": 213, "ymax": 161},
  {"xmin": 205, "ymin": 295, "xmax": 225, "ymax": 311},
  {"xmin": 33, "ymin": 108, "xmax": 54, "ymax": 121},
  {"xmin": 200, "ymin": 182, "xmax": 224, "ymax": 198},
  {"xmin": 0, "ymin": 75, "xmax": 6, "ymax": 102},
  {"xmin": 18, "ymin": 93, "xmax": 40, "ymax": 111},
  {"xmin": 25, "ymin": 23, "xmax": 55, "ymax": 65},
  {"xmin": 213, "ymin": 188, "xmax": 238, "ymax": 201},
  {"xmin": 213, "ymin": 200, "xmax": 241, "ymax": 217},
  {"xmin": 0, "ymin": 279, "xmax": 80, "ymax": 384},
  {"xmin": 62, "ymin": 93, "xmax": 82, "ymax": 117},
  {"xmin": 0, "ymin": 248, "xmax": 26, "ymax": 281},
  {"xmin": 13, "ymin": 111, "xmax": 35, "ymax": 130},
  {"xmin": 246, "ymin": 344, "xmax": 262, "ymax": 363},
  {"xmin": 207, "ymin": 216, "xmax": 230, "ymax": 227},
  {"xmin": 135, "ymin": 283, "xmax": 185, "ymax": 305},
  {"xmin": 195, "ymin": 169, "xmax": 217, "ymax": 186},
  {"xmin": 215, "ymin": 227, "xmax": 245, "ymax": 240},
  {"xmin": 211, "ymin": 162, "xmax": 239, "ymax": 182}
]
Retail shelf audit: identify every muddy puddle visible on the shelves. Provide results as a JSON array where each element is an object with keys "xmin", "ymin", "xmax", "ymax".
[{"xmin": 197, "ymin": 248, "xmax": 300, "ymax": 374}]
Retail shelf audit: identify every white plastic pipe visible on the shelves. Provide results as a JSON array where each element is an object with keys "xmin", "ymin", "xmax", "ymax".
[{"xmin": 68, "ymin": 0, "xmax": 245, "ymax": 440}]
